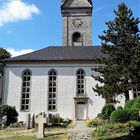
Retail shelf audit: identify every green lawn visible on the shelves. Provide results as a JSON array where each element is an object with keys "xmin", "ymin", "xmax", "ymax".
[
  {"xmin": 0, "ymin": 133, "xmax": 69, "ymax": 140},
  {"xmin": 0, "ymin": 127, "xmax": 70, "ymax": 140}
]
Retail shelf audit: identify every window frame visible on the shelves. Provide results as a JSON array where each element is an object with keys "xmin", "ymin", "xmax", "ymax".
[
  {"xmin": 76, "ymin": 69, "xmax": 85, "ymax": 96},
  {"xmin": 21, "ymin": 69, "xmax": 32, "ymax": 112},
  {"xmin": 48, "ymin": 69, "xmax": 57, "ymax": 111}
]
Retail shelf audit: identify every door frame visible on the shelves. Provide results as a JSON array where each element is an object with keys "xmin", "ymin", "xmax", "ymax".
[{"xmin": 74, "ymin": 98, "xmax": 89, "ymax": 120}]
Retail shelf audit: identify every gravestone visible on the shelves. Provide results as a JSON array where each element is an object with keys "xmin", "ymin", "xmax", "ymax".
[
  {"xmin": 36, "ymin": 113, "xmax": 47, "ymax": 138},
  {"xmin": 26, "ymin": 113, "xmax": 31, "ymax": 129},
  {"xmin": 30, "ymin": 114, "xmax": 35, "ymax": 128}
]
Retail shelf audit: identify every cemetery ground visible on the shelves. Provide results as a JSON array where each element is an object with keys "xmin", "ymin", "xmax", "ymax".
[
  {"xmin": 0, "ymin": 127, "xmax": 70, "ymax": 140},
  {"xmin": 1, "ymin": 121, "xmax": 140, "ymax": 140},
  {"xmin": 1, "ymin": 98, "xmax": 140, "ymax": 140}
]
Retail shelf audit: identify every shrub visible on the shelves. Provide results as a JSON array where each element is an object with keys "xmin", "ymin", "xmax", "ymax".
[
  {"xmin": 110, "ymin": 109, "xmax": 130, "ymax": 123},
  {"xmin": 95, "ymin": 123, "xmax": 129, "ymax": 137},
  {"xmin": 129, "ymin": 121, "xmax": 140, "ymax": 136},
  {"xmin": 47, "ymin": 114, "xmax": 72, "ymax": 127},
  {"xmin": 9, "ymin": 122, "xmax": 25, "ymax": 128},
  {"xmin": 101, "ymin": 104, "xmax": 115, "ymax": 120},
  {"xmin": 129, "ymin": 121, "xmax": 140, "ymax": 128},
  {"xmin": 0, "ymin": 105, "xmax": 18, "ymax": 126},
  {"xmin": 49, "ymin": 115, "xmax": 64, "ymax": 125},
  {"xmin": 124, "ymin": 100, "xmax": 135, "ymax": 110},
  {"xmin": 110, "ymin": 109, "xmax": 139, "ymax": 123},
  {"xmin": 97, "ymin": 113, "xmax": 103, "ymax": 118},
  {"xmin": 132, "ymin": 97, "xmax": 140, "ymax": 110},
  {"xmin": 86, "ymin": 119, "xmax": 102, "ymax": 127},
  {"xmin": 117, "ymin": 106, "xmax": 123, "ymax": 110},
  {"xmin": 129, "ymin": 110, "xmax": 139, "ymax": 121}
]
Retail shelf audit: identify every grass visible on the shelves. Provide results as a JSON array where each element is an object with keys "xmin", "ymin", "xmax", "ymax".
[
  {"xmin": 0, "ymin": 129, "xmax": 36, "ymax": 136},
  {"xmin": 0, "ymin": 121, "xmax": 77, "ymax": 140},
  {"xmin": 0, "ymin": 133, "xmax": 69, "ymax": 140},
  {"xmin": 0, "ymin": 126, "xmax": 70, "ymax": 139},
  {"xmin": 0, "ymin": 128, "xmax": 69, "ymax": 140}
]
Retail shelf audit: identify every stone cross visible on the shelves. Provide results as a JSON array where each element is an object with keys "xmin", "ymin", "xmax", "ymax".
[{"xmin": 36, "ymin": 113, "xmax": 47, "ymax": 138}]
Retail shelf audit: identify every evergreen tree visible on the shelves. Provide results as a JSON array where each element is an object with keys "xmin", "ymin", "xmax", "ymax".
[
  {"xmin": 93, "ymin": 3, "xmax": 140, "ymax": 103},
  {"xmin": 0, "ymin": 48, "xmax": 11, "ymax": 60},
  {"xmin": 0, "ymin": 48, "xmax": 11, "ymax": 77}
]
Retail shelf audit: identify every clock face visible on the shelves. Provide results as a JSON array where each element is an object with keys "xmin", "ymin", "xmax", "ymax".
[{"xmin": 73, "ymin": 18, "xmax": 83, "ymax": 28}]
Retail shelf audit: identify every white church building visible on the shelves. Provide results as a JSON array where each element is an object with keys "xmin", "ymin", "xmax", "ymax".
[{"xmin": 2, "ymin": 0, "xmax": 128, "ymax": 122}]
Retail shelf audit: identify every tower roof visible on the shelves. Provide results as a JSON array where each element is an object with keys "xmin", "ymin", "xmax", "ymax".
[{"xmin": 61, "ymin": 0, "xmax": 92, "ymax": 6}]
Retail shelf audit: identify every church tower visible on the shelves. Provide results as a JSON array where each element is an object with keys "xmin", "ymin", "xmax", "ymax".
[{"xmin": 61, "ymin": 0, "xmax": 93, "ymax": 46}]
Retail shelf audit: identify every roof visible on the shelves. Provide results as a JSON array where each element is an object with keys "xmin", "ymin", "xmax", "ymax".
[
  {"xmin": 61, "ymin": 0, "xmax": 92, "ymax": 6},
  {"xmin": 4, "ymin": 46, "xmax": 103, "ymax": 62}
]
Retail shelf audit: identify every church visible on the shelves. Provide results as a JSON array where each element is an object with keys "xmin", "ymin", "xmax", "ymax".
[{"xmin": 2, "ymin": 0, "xmax": 128, "ymax": 122}]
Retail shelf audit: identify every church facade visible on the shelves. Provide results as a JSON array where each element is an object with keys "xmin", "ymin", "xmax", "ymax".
[{"xmin": 2, "ymin": 0, "xmax": 127, "ymax": 122}]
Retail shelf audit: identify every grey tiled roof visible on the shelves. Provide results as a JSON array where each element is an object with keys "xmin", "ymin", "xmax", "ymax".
[
  {"xmin": 4, "ymin": 46, "xmax": 103, "ymax": 62},
  {"xmin": 61, "ymin": 0, "xmax": 92, "ymax": 6}
]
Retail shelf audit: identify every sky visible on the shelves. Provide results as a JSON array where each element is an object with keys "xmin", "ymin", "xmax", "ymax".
[{"xmin": 0, "ymin": 0, "xmax": 139, "ymax": 57}]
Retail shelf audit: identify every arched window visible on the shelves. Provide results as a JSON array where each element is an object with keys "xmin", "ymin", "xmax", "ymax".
[
  {"xmin": 48, "ymin": 69, "xmax": 57, "ymax": 111},
  {"xmin": 72, "ymin": 32, "xmax": 82, "ymax": 46},
  {"xmin": 77, "ymin": 69, "xmax": 85, "ymax": 95},
  {"xmin": 21, "ymin": 69, "xmax": 31, "ymax": 111}
]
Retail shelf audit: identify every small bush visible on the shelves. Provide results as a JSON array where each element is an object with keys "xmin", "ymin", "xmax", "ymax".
[
  {"xmin": 110, "ymin": 109, "xmax": 130, "ymax": 123},
  {"xmin": 110, "ymin": 109, "xmax": 139, "ymax": 123},
  {"xmin": 86, "ymin": 119, "xmax": 102, "ymax": 127},
  {"xmin": 0, "ymin": 105, "xmax": 18, "ymax": 126},
  {"xmin": 101, "ymin": 104, "xmax": 115, "ymax": 120},
  {"xmin": 9, "ymin": 122, "xmax": 25, "ymax": 128},
  {"xmin": 47, "ymin": 114, "xmax": 72, "ymax": 127},
  {"xmin": 129, "ymin": 121, "xmax": 140, "ymax": 128},
  {"xmin": 132, "ymin": 97, "xmax": 140, "ymax": 110},
  {"xmin": 95, "ymin": 123, "xmax": 129, "ymax": 137},
  {"xmin": 97, "ymin": 113, "xmax": 103, "ymax": 118},
  {"xmin": 129, "ymin": 121, "xmax": 140, "ymax": 136},
  {"xmin": 117, "ymin": 106, "xmax": 123, "ymax": 110},
  {"xmin": 124, "ymin": 100, "xmax": 135, "ymax": 110},
  {"xmin": 129, "ymin": 110, "xmax": 139, "ymax": 121}
]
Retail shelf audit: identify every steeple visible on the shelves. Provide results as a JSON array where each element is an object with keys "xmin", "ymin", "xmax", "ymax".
[
  {"xmin": 61, "ymin": 0, "xmax": 93, "ymax": 46},
  {"xmin": 61, "ymin": 0, "xmax": 92, "ymax": 6}
]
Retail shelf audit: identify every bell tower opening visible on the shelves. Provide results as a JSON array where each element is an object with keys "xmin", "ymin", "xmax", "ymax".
[{"xmin": 72, "ymin": 32, "xmax": 83, "ymax": 46}]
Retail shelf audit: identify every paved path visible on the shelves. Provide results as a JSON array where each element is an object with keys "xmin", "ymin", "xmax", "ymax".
[{"xmin": 69, "ymin": 121, "xmax": 94, "ymax": 140}]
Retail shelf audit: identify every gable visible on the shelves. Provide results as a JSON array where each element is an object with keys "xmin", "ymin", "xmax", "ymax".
[{"xmin": 62, "ymin": 0, "xmax": 92, "ymax": 8}]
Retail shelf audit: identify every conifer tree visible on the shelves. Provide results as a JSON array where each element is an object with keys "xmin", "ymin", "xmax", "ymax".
[
  {"xmin": 0, "ymin": 48, "xmax": 11, "ymax": 77},
  {"xmin": 93, "ymin": 3, "xmax": 140, "ymax": 103}
]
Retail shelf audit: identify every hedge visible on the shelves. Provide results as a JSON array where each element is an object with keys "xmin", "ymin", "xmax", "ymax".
[
  {"xmin": 101, "ymin": 104, "xmax": 115, "ymax": 120},
  {"xmin": 110, "ymin": 109, "xmax": 139, "ymax": 123},
  {"xmin": 0, "ymin": 105, "xmax": 18, "ymax": 126}
]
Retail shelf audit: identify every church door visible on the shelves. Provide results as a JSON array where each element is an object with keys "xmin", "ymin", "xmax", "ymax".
[{"xmin": 76, "ymin": 102, "xmax": 87, "ymax": 120}]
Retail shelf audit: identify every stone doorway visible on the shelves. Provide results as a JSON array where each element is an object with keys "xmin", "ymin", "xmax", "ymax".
[{"xmin": 75, "ymin": 100, "xmax": 88, "ymax": 120}]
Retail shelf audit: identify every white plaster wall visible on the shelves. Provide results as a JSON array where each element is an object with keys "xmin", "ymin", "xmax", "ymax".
[
  {"xmin": 4, "ymin": 63, "xmax": 125, "ymax": 122},
  {"xmin": 85, "ymin": 68, "xmax": 105, "ymax": 118}
]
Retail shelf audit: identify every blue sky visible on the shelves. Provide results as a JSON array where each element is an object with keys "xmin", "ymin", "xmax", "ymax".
[{"xmin": 0, "ymin": 0, "xmax": 139, "ymax": 56}]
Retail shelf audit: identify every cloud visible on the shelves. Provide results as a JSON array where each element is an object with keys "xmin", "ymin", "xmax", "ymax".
[
  {"xmin": 94, "ymin": 5, "xmax": 107, "ymax": 13},
  {"xmin": 7, "ymin": 30, "xmax": 12, "ymax": 34},
  {"xmin": 7, "ymin": 48, "xmax": 33, "ymax": 57},
  {"xmin": 0, "ymin": 0, "xmax": 40, "ymax": 26}
]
